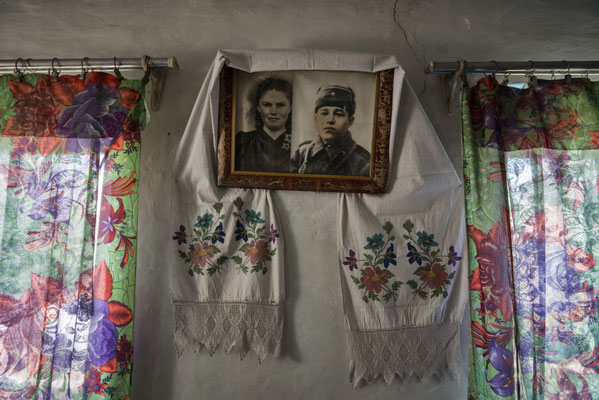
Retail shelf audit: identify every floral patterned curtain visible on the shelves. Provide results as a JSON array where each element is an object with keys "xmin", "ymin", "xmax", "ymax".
[
  {"xmin": 0, "ymin": 72, "xmax": 147, "ymax": 399},
  {"xmin": 463, "ymin": 76, "xmax": 599, "ymax": 399}
]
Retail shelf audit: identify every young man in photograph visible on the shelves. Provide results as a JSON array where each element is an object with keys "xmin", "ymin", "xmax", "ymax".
[{"xmin": 291, "ymin": 85, "xmax": 371, "ymax": 176}]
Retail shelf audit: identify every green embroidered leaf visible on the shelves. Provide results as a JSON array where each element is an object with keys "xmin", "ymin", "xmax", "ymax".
[
  {"xmin": 403, "ymin": 234, "xmax": 410, "ymax": 240},
  {"xmin": 431, "ymin": 286, "xmax": 443, "ymax": 298},
  {"xmin": 262, "ymin": 266, "xmax": 268, "ymax": 275},
  {"xmin": 365, "ymin": 253, "xmax": 374, "ymax": 262},
  {"xmin": 351, "ymin": 276, "xmax": 361, "ymax": 285},
  {"xmin": 247, "ymin": 233, "xmax": 255, "ymax": 239},
  {"xmin": 232, "ymin": 212, "xmax": 241, "ymax": 219},
  {"xmin": 448, "ymin": 271, "xmax": 455, "ymax": 280},
  {"xmin": 383, "ymin": 292, "xmax": 394, "ymax": 302},
  {"xmin": 358, "ymin": 283, "xmax": 365, "ymax": 289},
  {"xmin": 389, "ymin": 236, "xmax": 395, "ymax": 241},
  {"xmin": 360, "ymin": 269, "xmax": 368, "ymax": 276},
  {"xmin": 392, "ymin": 281, "xmax": 403, "ymax": 291},
  {"xmin": 240, "ymin": 265, "xmax": 249, "ymax": 274},
  {"xmin": 416, "ymin": 289, "xmax": 428, "ymax": 299},
  {"xmin": 216, "ymin": 256, "xmax": 228, "ymax": 265},
  {"xmin": 368, "ymin": 291, "xmax": 380, "ymax": 302},
  {"xmin": 269, "ymin": 247, "xmax": 277, "ymax": 257},
  {"xmin": 208, "ymin": 245, "xmax": 220, "ymax": 254},
  {"xmin": 178, "ymin": 250, "xmax": 187, "ymax": 259},
  {"xmin": 232, "ymin": 255, "xmax": 243, "ymax": 264},
  {"xmin": 194, "ymin": 266, "xmax": 205, "ymax": 276},
  {"xmin": 407, "ymin": 280, "xmax": 417, "ymax": 289},
  {"xmin": 374, "ymin": 258, "xmax": 384, "ymax": 266},
  {"xmin": 207, "ymin": 266, "xmax": 219, "ymax": 276},
  {"xmin": 251, "ymin": 262, "xmax": 263, "ymax": 273}
]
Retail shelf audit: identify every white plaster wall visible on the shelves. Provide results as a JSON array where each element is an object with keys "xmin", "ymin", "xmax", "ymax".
[{"xmin": 2, "ymin": 1, "xmax": 599, "ymax": 399}]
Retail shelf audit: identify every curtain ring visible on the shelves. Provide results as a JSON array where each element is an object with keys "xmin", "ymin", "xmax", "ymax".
[
  {"xmin": 14, "ymin": 58, "xmax": 24, "ymax": 81},
  {"xmin": 527, "ymin": 61, "xmax": 537, "ymax": 89},
  {"xmin": 51, "ymin": 57, "xmax": 60, "ymax": 81},
  {"xmin": 141, "ymin": 55, "xmax": 151, "ymax": 83},
  {"xmin": 113, "ymin": 57, "xmax": 124, "ymax": 81},
  {"xmin": 81, "ymin": 57, "xmax": 90, "ymax": 80},
  {"xmin": 24, "ymin": 58, "xmax": 33, "ymax": 73},
  {"xmin": 502, "ymin": 72, "xmax": 511, "ymax": 85}
]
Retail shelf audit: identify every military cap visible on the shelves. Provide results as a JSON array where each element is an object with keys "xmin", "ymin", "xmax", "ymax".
[{"xmin": 314, "ymin": 85, "xmax": 356, "ymax": 116}]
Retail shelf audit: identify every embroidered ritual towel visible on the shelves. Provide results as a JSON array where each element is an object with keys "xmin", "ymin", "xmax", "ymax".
[
  {"xmin": 171, "ymin": 56, "xmax": 284, "ymax": 360},
  {"xmin": 339, "ymin": 81, "xmax": 468, "ymax": 387}
]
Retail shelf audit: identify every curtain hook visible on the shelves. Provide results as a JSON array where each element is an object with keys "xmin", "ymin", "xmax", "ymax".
[
  {"xmin": 24, "ymin": 58, "xmax": 33, "ymax": 73},
  {"xmin": 14, "ymin": 58, "xmax": 25, "ymax": 81},
  {"xmin": 81, "ymin": 57, "xmax": 90, "ymax": 80},
  {"xmin": 141, "ymin": 55, "xmax": 151, "ymax": 83},
  {"xmin": 113, "ymin": 57, "xmax": 124, "ymax": 81},
  {"xmin": 501, "ymin": 72, "xmax": 511, "ymax": 85},
  {"xmin": 491, "ymin": 60, "xmax": 498, "ymax": 79},
  {"xmin": 51, "ymin": 57, "xmax": 60, "ymax": 81},
  {"xmin": 563, "ymin": 60, "xmax": 572, "ymax": 85}
]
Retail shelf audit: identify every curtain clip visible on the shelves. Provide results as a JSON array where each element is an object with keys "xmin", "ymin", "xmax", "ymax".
[
  {"xmin": 141, "ymin": 55, "xmax": 151, "ymax": 83},
  {"xmin": 81, "ymin": 57, "xmax": 90, "ymax": 80},
  {"xmin": 113, "ymin": 57, "xmax": 124, "ymax": 81},
  {"xmin": 50, "ymin": 57, "xmax": 60, "ymax": 81},
  {"xmin": 14, "ymin": 58, "xmax": 25, "ymax": 82},
  {"xmin": 563, "ymin": 60, "xmax": 572, "ymax": 85}
]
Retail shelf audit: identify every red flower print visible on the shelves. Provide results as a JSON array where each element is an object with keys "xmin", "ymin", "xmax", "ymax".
[
  {"xmin": 82, "ymin": 366, "xmax": 108, "ymax": 396},
  {"xmin": 360, "ymin": 267, "xmax": 392, "ymax": 294},
  {"xmin": 590, "ymin": 131, "xmax": 599, "ymax": 149},
  {"xmin": 468, "ymin": 209, "xmax": 514, "ymax": 322},
  {"xmin": 415, "ymin": 262, "xmax": 448, "ymax": 289},
  {"xmin": 116, "ymin": 335, "xmax": 132, "ymax": 368},
  {"xmin": 482, "ymin": 292, "xmax": 500, "ymax": 320},
  {"xmin": 3, "ymin": 77, "xmax": 62, "ymax": 137},
  {"xmin": 99, "ymin": 198, "xmax": 126, "ymax": 244},
  {"xmin": 241, "ymin": 239, "xmax": 269, "ymax": 265},
  {"xmin": 566, "ymin": 245, "xmax": 596, "ymax": 273},
  {"xmin": 187, "ymin": 242, "xmax": 217, "ymax": 267}
]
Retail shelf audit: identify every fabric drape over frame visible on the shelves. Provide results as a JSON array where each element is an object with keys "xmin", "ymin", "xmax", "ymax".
[
  {"xmin": 0, "ymin": 72, "xmax": 147, "ymax": 399},
  {"xmin": 464, "ymin": 76, "xmax": 599, "ymax": 399},
  {"xmin": 170, "ymin": 49, "xmax": 468, "ymax": 386}
]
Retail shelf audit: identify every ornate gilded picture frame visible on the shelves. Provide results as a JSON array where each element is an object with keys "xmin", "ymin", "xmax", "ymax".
[{"xmin": 217, "ymin": 66, "xmax": 394, "ymax": 194}]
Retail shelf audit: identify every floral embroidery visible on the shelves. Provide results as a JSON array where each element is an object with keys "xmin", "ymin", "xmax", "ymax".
[
  {"xmin": 402, "ymin": 220, "xmax": 457, "ymax": 299},
  {"xmin": 173, "ymin": 198, "xmax": 279, "ymax": 277},
  {"xmin": 231, "ymin": 198, "xmax": 277, "ymax": 275},
  {"xmin": 346, "ymin": 222, "xmax": 403, "ymax": 303},
  {"xmin": 345, "ymin": 220, "xmax": 460, "ymax": 303}
]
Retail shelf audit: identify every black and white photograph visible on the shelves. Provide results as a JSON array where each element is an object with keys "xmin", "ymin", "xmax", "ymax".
[
  {"xmin": 219, "ymin": 66, "xmax": 393, "ymax": 193},
  {"xmin": 233, "ymin": 71, "xmax": 294, "ymax": 173},
  {"xmin": 290, "ymin": 70, "xmax": 377, "ymax": 177}
]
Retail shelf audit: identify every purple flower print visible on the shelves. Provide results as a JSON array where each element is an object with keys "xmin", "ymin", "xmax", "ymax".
[
  {"xmin": 56, "ymin": 82, "xmax": 128, "ymax": 153},
  {"xmin": 87, "ymin": 299, "xmax": 117, "ymax": 367}
]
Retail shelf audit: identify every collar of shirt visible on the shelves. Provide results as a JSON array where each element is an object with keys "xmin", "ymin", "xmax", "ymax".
[{"xmin": 312, "ymin": 132, "xmax": 357, "ymax": 167}]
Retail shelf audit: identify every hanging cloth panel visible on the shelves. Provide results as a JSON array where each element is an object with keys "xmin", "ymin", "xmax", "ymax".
[
  {"xmin": 170, "ymin": 49, "xmax": 468, "ymax": 386},
  {"xmin": 339, "ymin": 79, "xmax": 467, "ymax": 387},
  {"xmin": 464, "ymin": 76, "xmax": 599, "ymax": 399},
  {"xmin": 0, "ymin": 72, "xmax": 147, "ymax": 399}
]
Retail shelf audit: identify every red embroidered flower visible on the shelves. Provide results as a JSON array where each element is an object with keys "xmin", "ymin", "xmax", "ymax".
[
  {"xmin": 566, "ymin": 245, "xmax": 596, "ymax": 273},
  {"xmin": 241, "ymin": 239, "xmax": 269, "ymax": 265},
  {"xmin": 360, "ymin": 267, "xmax": 392, "ymax": 294},
  {"xmin": 187, "ymin": 242, "xmax": 217, "ymax": 267},
  {"xmin": 415, "ymin": 262, "xmax": 448, "ymax": 289},
  {"xmin": 3, "ymin": 77, "xmax": 62, "ymax": 137}
]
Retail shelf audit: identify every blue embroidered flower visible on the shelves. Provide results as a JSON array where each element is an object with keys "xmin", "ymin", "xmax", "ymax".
[
  {"xmin": 211, "ymin": 222, "xmax": 225, "ymax": 244},
  {"xmin": 383, "ymin": 244, "xmax": 397, "ymax": 268},
  {"xmin": 447, "ymin": 245, "xmax": 462, "ymax": 266},
  {"xmin": 364, "ymin": 233, "xmax": 384, "ymax": 250},
  {"xmin": 235, "ymin": 220, "xmax": 248, "ymax": 242},
  {"xmin": 195, "ymin": 213, "xmax": 213, "ymax": 229},
  {"xmin": 245, "ymin": 209, "xmax": 264, "ymax": 225},
  {"xmin": 417, "ymin": 231, "xmax": 438, "ymax": 248},
  {"xmin": 172, "ymin": 225, "xmax": 187, "ymax": 245},
  {"xmin": 407, "ymin": 242, "xmax": 422, "ymax": 265},
  {"xmin": 343, "ymin": 250, "xmax": 358, "ymax": 271}
]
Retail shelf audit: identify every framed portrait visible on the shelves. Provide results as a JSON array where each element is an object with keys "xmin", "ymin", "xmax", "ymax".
[{"xmin": 217, "ymin": 66, "xmax": 394, "ymax": 194}]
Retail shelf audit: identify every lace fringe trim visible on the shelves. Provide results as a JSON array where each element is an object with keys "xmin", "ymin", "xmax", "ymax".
[
  {"xmin": 173, "ymin": 302, "xmax": 283, "ymax": 361},
  {"xmin": 347, "ymin": 322, "xmax": 462, "ymax": 388}
]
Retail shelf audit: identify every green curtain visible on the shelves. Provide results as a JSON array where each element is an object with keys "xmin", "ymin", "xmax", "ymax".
[
  {"xmin": 463, "ymin": 75, "xmax": 599, "ymax": 399},
  {"xmin": 0, "ymin": 72, "xmax": 147, "ymax": 399}
]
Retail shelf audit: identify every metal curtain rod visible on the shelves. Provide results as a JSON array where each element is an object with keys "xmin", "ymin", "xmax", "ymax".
[
  {"xmin": 426, "ymin": 60, "xmax": 599, "ymax": 75},
  {"xmin": 0, "ymin": 56, "xmax": 179, "ymax": 111},
  {"xmin": 0, "ymin": 56, "xmax": 179, "ymax": 73}
]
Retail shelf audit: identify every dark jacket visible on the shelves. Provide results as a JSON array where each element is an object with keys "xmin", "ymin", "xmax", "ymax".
[
  {"xmin": 291, "ymin": 131, "xmax": 370, "ymax": 176},
  {"xmin": 235, "ymin": 129, "xmax": 292, "ymax": 173}
]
